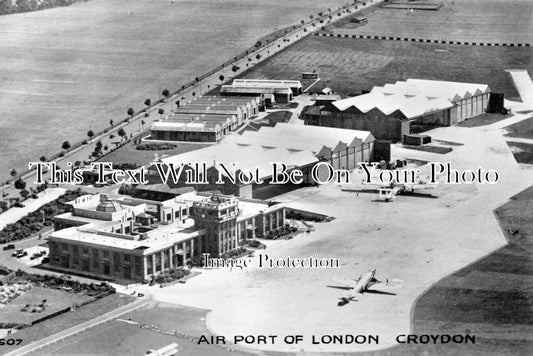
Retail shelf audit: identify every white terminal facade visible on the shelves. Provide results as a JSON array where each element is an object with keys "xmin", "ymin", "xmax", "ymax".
[{"xmin": 48, "ymin": 192, "xmax": 286, "ymax": 282}]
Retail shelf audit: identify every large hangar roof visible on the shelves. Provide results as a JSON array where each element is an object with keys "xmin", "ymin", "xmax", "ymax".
[
  {"xmin": 331, "ymin": 92, "xmax": 453, "ymax": 119},
  {"xmin": 224, "ymin": 123, "xmax": 374, "ymax": 153},
  {"xmin": 159, "ymin": 142, "xmax": 318, "ymax": 180},
  {"xmin": 371, "ymin": 79, "xmax": 490, "ymax": 102}
]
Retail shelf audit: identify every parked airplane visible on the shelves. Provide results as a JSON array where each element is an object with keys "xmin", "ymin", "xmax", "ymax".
[
  {"xmin": 146, "ymin": 343, "xmax": 178, "ymax": 356},
  {"xmin": 328, "ymin": 270, "xmax": 395, "ymax": 306},
  {"xmin": 343, "ymin": 178, "xmax": 437, "ymax": 202}
]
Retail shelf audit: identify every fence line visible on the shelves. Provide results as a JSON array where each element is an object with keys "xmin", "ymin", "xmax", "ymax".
[{"xmin": 316, "ymin": 32, "xmax": 531, "ymax": 47}]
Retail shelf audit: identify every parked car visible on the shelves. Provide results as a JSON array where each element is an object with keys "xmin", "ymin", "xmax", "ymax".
[{"xmin": 2, "ymin": 244, "xmax": 15, "ymax": 251}]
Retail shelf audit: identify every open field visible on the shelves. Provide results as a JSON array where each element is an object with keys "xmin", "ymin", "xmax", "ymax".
[
  {"xmin": 457, "ymin": 113, "xmax": 512, "ymax": 127},
  {"xmin": 507, "ymin": 141, "xmax": 533, "ymax": 165},
  {"xmin": 331, "ymin": 0, "xmax": 533, "ymax": 44},
  {"xmin": 240, "ymin": 36, "xmax": 533, "ymax": 98},
  {"xmin": 0, "ymin": 293, "xmax": 134, "ymax": 355},
  {"xmin": 504, "ymin": 117, "xmax": 533, "ymax": 140},
  {"xmin": 0, "ymin": 287, "xmax": 93, "ymax": 325},
  {"xmin": 36, "ymin": 302, "xmax": 251, "ymax": 356},
  {"xmin": 0, "ymin": 0, "xmax": 351, "ymax": 182},
  {"xmin": 97, "ymin": 141, "xmax": 209, "ymax": 167}
]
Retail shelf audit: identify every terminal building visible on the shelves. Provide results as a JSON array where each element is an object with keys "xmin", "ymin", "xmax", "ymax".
[
  {"xmin": 48, "ymin": 192, "xmax": 287, "ymax": 282},
  {"xmin": 302, "ymin": 79, "xmax": 491, "ymax": 142}
]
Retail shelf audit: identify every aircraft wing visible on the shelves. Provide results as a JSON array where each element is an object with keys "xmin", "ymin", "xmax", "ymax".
[{"xmin": 330, "ymin": 277, "xmax": 357, "ymax": 289}]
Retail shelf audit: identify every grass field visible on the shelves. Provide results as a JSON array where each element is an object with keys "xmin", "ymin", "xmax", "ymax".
[
  {"xmin": 504, "ymin": 117, "xmax": 533, "ymax": 139},
  {"xmin": 0, "ymin": 286, "xmax": 93, "ymax": 325},
  {"xmin": 36, "ymin": 302, "xmax": 251, "ymax": 356},
  {"xmin": 332, "ymin": 0, "xmax": 533, "ymax": 44},
  {"xmin": 97, "ymin": 141, "xmax": 210, "ymax": 167},
  {"xmin": 456, "ymin": 113, "xmax": 512, "ymax": 127},
  {"xmin": 0, "ymin": 0, "xmax": 351, "ymax": 182},
  {"xmin": 0, "ymin": 293, "xmax": 134, "ymax": 355},
  {"xmin": 507, "ymin": 141, "xmax": 533, "ymax": 164},
  {"xmin": 240, "ymin": 35, "xmax": 532, "ymax": 98}
]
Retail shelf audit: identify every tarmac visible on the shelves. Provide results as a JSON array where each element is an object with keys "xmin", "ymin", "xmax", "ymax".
[{"xmin": 133, "ymin": 73, "xmax": 533, "ymax": 353}]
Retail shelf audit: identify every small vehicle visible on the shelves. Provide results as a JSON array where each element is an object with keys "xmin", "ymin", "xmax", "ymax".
[
  {"xmin": 137, "ymin": 293, "xmax": 144, "ymax": 297},
  {"xmin": 14, "ymin": 250, "xmax": 28, "ymax": 258},
  {"xmin": 13, "ymin": 202, "xmax": 25, "ymax": 208},
  {"xmin": 3, "ymin": 244, "xmax": 15, "ymax": 251}
]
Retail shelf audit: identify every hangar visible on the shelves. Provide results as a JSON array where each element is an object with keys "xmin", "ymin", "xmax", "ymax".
[
  {"xmin": 144, "ymin": 123, "xmax": 375, "ymax": 199},
  {"xmin": 302, "ymin": 79, "xmax": 491, "ymax": 142}
]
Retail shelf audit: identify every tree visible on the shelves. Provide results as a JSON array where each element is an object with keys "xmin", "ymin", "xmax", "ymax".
[
  {"xmin": 117, "ymin": 128, "xmax": 126, "ymax": 139},
  {"xmin": 158, "ymin": 108, "xmax": 165, "ymax": 118},
  {"xmin": 141, "ymin": 120, "xmax": 145, "ymax": 127},
  {"xmin": 195, "ymin": 77, "xmax": 199, "ymax": 82},
  {"xmin": 39, "ymin": 156, "xmax": 46, "ymax": 162},
  {"xmin": 87, "ymin": 130, "xmax": 94, "ymax": 139},
  {"xmin": 14, "ymin": 178, "xmax": 26, "ymax": 190},
  {"xmin": 127, "ymin": 107, "xmax": 134, "ymax": 117},
  {"xmin": 109, "ymin": 119, "xmax": 114, "ymax": 127},
  {"xmin": 219, "ymin": 75, "xmax": 225, "ymax": 82},
  {"xmin": 10, "ymin": 169, "xmax": 17, "ymax": 179},
  {"xmin": 162, "ymin": 89, "xmax": 170, "ymax": 98},
  {"xmin": 20, "ymin": 189, "xmax": 29, "ymax": 200},
  {"xmin": 94, "ymin": 140, "xmax": 103, "ymax": 153},
  {"xmin": 144, "ymin": 98, "xmax": 151, "ymax": 107},
  {"xmin": 61, "ymin": 141, "xmax": 70, "ymax": 150},
  {"xmin": 301, "ymin": 20, "xmax": 305, "ymax": 25}
]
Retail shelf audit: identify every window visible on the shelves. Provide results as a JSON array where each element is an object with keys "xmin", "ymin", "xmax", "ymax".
[{"xmin": 114, "ymin": 253, "xmax": 120, "ymax": 272}]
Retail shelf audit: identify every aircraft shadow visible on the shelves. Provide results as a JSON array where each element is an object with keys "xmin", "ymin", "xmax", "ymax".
[
  {"xmin": 400, "ymin": 192, "xmax": 438, "ymax": 199},
  {"xmin": 327, "ymin": 285, "xmax": 353, "ymax": 291}
]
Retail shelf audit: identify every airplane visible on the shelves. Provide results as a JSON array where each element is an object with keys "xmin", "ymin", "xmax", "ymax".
[
  {"xmin": 328, "ymin": 270, "xmax": 395, "ymax": 306},
  {"xmin": 343, "ymin": 176, "xmax": 438, "ymax": 202},
  {"xmin": 146, "ymin": 343, "xmax": 178, "ymax": 356}
]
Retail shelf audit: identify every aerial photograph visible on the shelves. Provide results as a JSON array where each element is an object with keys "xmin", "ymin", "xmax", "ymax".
[{"xmin": 0, "ymin": 0, "xmax": 532, "ymax": 355}]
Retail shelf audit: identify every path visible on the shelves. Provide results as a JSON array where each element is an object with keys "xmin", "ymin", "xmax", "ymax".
[{"xmin": 0, "ymin": 188, "xmax": 65, "ymax": 230}]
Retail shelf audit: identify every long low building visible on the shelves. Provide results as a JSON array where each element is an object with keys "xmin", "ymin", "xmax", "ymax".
[
  {"xmin": 302, "ymin": 79, "xmax": 491, "ymax": 142},
  {"xmin": 149, "ymin": 96, "xmax": 261, "ymax": 142},
  {"xmin": 48, "ymin": 192, "xmax": 287, "ymax": 282},
  {"xmin": 150, "ymin": 113, "xmax": 235, "ymax": 142},
  {"xmin": 221, "ymin": 79, "xmax": 303, "ymax": 104}
]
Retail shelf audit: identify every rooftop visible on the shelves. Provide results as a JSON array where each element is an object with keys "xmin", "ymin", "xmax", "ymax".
[
  {"xmin": 51, "ymin": 219, "xmax": 202, "ymax": 253},
  {"xmin": 331, "ymin": 91, "xmax": 453, "ymax": 119},
  {"xmin": 371, "ymin": 79, "xmax": 490, "ymax": 102},
  {"xmin": 224, "ymin": 123, "xmax": 374, "ymax": 153}
]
